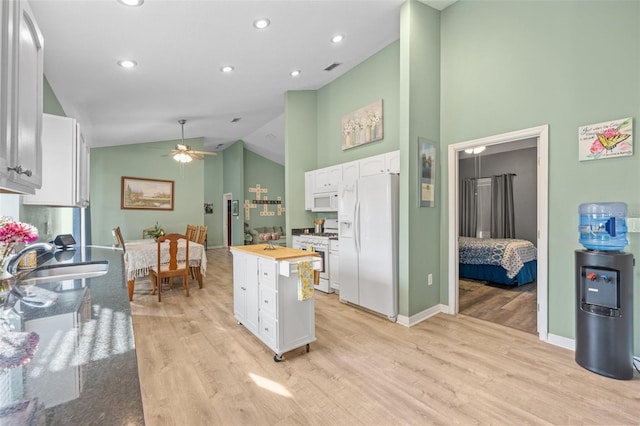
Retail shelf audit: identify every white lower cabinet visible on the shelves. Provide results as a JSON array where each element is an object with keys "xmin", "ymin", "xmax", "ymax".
[
  {"xmin": 232, "ymin": 252, "xmax": 259, "ymax": 334},
  {"xmin": 231, "ymin": 249, "xmax": 316, "ymax": 362}
]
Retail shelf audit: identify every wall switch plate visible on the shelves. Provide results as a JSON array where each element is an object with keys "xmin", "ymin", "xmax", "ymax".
[{"xmin": 428, "ymin": 273, "xmax": 433, "ymax": 285}]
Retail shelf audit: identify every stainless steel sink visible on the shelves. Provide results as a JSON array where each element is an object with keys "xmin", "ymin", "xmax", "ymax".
[{"xmin": 19, "ymin": 261, "xmax": 109, "ymax": 284}]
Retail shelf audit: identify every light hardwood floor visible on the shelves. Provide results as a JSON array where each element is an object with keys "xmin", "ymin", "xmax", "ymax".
[
  {"xmin": 130, "ymin": 248, "xmax": 639, "ymax": 425},
  {"xmin": 459, "ymin": 279, "xmax": 537, "ymax": 334}
]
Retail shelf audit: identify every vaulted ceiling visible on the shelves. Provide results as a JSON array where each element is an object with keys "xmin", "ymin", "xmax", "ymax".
[{"xmin": 30, "ymin": 0, "xmax": 455, "ymax": 165}]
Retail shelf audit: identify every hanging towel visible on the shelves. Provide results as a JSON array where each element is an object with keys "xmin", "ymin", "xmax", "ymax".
[{"xmin": 297, "ymin": 260, "xmax": 314, "ymax": 301}]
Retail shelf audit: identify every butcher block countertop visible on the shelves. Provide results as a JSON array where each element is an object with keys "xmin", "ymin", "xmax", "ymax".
[{"xmin": 230, "ymin": 244, "xmax": 320, "ymax": 261}]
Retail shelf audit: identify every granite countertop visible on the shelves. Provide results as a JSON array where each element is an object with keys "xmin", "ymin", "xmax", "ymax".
[
  {"xmin": 0, "ymin": 246, "xmax": 144, "ymax": 425},
  {"xmin": 230, "ymin": 244, "xmax": 320, "ymax": 261}
]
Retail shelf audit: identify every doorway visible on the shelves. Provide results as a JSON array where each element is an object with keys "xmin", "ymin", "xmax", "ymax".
[
  {"xmin": 447, "ymin": 125, "xmax": 549, "ymax": 341},
  {"xmin": 223, "ymin": 193, "xmax": 232, "ymax": 247}
]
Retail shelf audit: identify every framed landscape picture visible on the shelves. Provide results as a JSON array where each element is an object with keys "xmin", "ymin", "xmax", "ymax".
[{"xmin": 121, "ymin": 176, "xmax": 174, "ymax": 210}]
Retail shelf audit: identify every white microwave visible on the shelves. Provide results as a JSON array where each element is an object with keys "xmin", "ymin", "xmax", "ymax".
[{"xmin": 312, "ymin": 192, "xmax": 338, "ymax": 212}]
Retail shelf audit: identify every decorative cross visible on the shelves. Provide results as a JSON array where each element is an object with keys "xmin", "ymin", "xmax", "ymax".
[
  {"xmin": 259, "ymin": 197, "xmax": 275, "ymax": 216},
  {"xmin": 276, "ymin": 197, "xmax": 286, "ymax": 216},
  {"xmin": 244, "ymin": 199, "xmax": 257, "ymax": 220},
  {"xmin": 248, "ymin": 184, "xmax": 268, "ymax": 201}
]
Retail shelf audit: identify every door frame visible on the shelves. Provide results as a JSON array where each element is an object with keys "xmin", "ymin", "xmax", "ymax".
[
  {"xmin": 223, "ymin": 192, "xmax": 232, "ymax": 248},
  {"xmin": 447, "ymin": 125, "xmax": 549, "ymax": 341}
]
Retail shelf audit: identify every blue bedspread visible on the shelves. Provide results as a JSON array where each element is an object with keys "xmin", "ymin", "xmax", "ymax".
[{"xmin": 458, "ymin": 237, "xmax": 537, "ymax": 279}]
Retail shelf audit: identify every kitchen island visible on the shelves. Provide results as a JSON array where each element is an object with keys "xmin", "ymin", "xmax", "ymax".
[
  {"xmin": 0, "ymin": 247, "xmax": 144, "ymax": 425},
  {"xmin": 230, "ymin": 244, "xmax": 320, "ymax": 362}
]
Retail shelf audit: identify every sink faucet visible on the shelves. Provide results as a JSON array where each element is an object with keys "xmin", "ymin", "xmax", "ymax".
[{"xmin": 5, "ymin": 242, "xmax": 57, "ymax": 275}]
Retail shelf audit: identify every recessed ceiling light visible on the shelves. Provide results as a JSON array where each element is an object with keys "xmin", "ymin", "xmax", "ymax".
[
  {"xmin": 290, "ymin": 70, "xmax": 301, "ymax": 77},
  {"xmin": 220, "ymin": 66, "xmax": 234, "ymax": 73},
  {"xmin": 331, "ymin": 34, "xmax": 344, "ymax": 44},
  {"xmin": 118, "ymin": 0, "xmax": 144, "ymax": 6},
  {"xmin": 253, "ymin": 18, "xmax": 270, "ymax": 29},
  {"xmin": 117, "ymin": 59, "xmax": 137, "ymax": 69}
]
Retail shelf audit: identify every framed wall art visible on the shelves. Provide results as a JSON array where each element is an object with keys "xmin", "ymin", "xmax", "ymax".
[
  {"xmin": 578, "ymin": 117, "xmax": 632, "ymax": 161},
  {"xmin": 418, "ymin": 138, "xmax": 436, "ymax": 207},
  {"xmin": 342, "ymin": 99, "xmax": 383, "ymax": 150},
  {"xmin": 121, "ymin": 176, "xmax": 174, "ymax": 210}
]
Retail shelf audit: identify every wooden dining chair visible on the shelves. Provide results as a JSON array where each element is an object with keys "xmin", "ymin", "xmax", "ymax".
[
  {"xmin": 189, "ymin": 225, "xmax": 208, "ymax": 280},
  {"xmin": 149, "ymin": 233, "xmax": 190, "ymax": 302},
  {"xmin": 185, "ymin": 224, "xmax": 198, "ymax": 242},
  {"xmin": 196, "ymin": 225, "xmax": 207, "ymax": 245},
  {"xmin": 112, "ymin": 226, "xmax": 126, "ymax": 253}
]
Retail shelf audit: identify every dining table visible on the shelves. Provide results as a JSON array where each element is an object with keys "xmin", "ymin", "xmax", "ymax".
[{"xmin": 123, "ymin": 238, "xmax": 207, "ymax": 300}]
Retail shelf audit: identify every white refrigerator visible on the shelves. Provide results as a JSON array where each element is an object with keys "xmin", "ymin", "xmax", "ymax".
[{"xmin": 338, "ymin": 173, "xmax": 399, "ymax": 321}]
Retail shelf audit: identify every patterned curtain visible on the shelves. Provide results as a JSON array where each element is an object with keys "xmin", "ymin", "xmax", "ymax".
[
  {"xmin": 460, "ymin": 178, "xmax": 478, "ymax": 237},
  {"xmin": 490, "ymin": 174, "xmax": 516, "ymax": 238}
]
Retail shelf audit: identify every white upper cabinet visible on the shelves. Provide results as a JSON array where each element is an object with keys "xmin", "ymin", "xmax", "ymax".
[
  {"xmin": 341, "ymin": 160, "xmax": 359, "ymax": 187},
  {"xmin": 0, "ymin": 0, "xmax": 43, "ymax": 194},
  {"xmin": 22, "ymin": 114, "xmax": 90, "ymax": 207},
  {"xmin": 313, "ymin": 165, "xmax": 341, "ymax": 193},
  {"xmin": 359, "ymin": 150, "xmax": 399, "ymax": 177}
]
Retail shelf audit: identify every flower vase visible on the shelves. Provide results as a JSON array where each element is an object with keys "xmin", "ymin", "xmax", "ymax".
[
  {"xmin": 365, "ymin": 126, "xmax": 372, "ymax": 142},
  {"xmin": 345, "ymin": 132, "xmax": 353, "ymax": 148},
  {"xmin": 0, "ymin": 269, "xmax": 16, "ymax": 306}
]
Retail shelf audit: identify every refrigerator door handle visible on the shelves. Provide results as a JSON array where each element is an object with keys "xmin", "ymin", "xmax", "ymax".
[{"xmin": 354, "ymin": 200, "xmax": 361, "ymax": 253}]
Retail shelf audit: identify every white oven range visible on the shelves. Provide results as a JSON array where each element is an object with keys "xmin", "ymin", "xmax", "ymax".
[
  {"xmin": 292, "ymin": 234, "xmax": 332, "ymax": 293},
  {"xmin": 291, "ymin": 219, "xmax": 338, "ymax": 293}
]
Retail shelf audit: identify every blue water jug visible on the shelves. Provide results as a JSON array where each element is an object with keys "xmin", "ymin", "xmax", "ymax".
[{"xmin": 578, "ymin": 202, "xmax": 628, "ymax": 251}]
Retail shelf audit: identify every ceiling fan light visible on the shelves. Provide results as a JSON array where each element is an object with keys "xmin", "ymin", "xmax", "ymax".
[
  {"xmin": 173, "ymin": 152, "xmax": 192, "ymax": 163},
  {"xmin": 464, "ymin": 146, "xmax": 486, "ymax": 155}
]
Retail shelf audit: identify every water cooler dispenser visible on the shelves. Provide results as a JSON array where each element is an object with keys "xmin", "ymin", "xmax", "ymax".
[{"xmin": 575, "ymin": 202, "xmax": 634, "ymax": 380}]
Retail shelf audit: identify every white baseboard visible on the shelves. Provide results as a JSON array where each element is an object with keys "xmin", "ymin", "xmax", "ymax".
[
  {"xmin": 547, "ymin": 333, "xmax": 575, "ymax": 351},
  {"xmin": 397, "ymin": 304, "xmax": 448, "ymax": 327}
]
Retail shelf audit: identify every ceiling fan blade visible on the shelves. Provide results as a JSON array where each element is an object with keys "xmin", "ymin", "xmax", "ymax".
[
  {"xmin": 190, "ymin": 153, "xmax": 204, "ymax": 160},
  {"xmin": 189, "ymin": 150, "xmax": 217, "ymax": 155}
]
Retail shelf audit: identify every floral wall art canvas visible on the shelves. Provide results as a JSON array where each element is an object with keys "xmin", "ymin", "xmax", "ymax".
[
  {"xmin": 578, "ymin": 117, "xmax": 633, "ymax": 161},
  {"xmin": 342, "ymin": 99, "xmax": 383, "ymax": 150}
]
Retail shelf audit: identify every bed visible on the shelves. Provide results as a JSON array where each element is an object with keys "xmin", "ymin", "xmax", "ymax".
[{"xmin": 458, "ymin": 237, "xmax": 537, "ymax": 286}]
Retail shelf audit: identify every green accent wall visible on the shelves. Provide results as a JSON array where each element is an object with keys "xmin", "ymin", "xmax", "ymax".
[
  {"xmin": 43, "ymin": 77, "xmax": 65, "ymax": 117},
  {"xmin": 204, "ymin": 152, "xmax": 224, "ymax": 247},
  {"xmin": 244, "ymin": 150, "xmax": 286, "ymax": 230},
  {"xmin": 284, "ymin": 91, "xmax": 318, "ymax": 246},
  {"xmin": 223, "ymin": 141, "xmax": 245, "ymax": 246},
  {"xmin": 399, "ymin": 0, "xmax": 441, "ymax": 316},
  {"xmin": 316, "ymin": 42, "xmax": 401, "ymax": 166},
  {"xmin": 90, "ymin": 138, "xmax": 205, "ymax": 245},
  {"xmin": 440, "ymin": 0, "xmax": 640, "ymax": 349}
]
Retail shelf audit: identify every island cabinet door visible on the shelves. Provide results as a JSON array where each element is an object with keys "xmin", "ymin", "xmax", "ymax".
[{"xmin": 232, "ymin": 252, "xmax": 259, "ymax": 334}]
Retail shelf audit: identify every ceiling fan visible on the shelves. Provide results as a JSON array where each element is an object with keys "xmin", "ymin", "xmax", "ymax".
[{"xmin": 170, "ymin": 119, "xmax": 216, "ymax": 163}]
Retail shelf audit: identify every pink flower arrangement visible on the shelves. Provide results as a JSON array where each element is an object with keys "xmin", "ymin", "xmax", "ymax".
[{"xmin": 0, "ymin": 216, "xmax": 38, "ymax": 270}]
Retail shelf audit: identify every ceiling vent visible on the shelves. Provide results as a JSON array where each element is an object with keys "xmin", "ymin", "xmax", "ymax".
[
  {"xmin": 324, "ymin": 62, "xmax": 341, "ymax": 72},
  {"xmin": 231, "ymin": 117, "xmax": 241, "ymax": 123}
]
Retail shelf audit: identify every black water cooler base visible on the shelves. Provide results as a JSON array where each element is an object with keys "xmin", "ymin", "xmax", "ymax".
[{"xmin": 575, "ymin": 250, "xmax": 634, "ymax": 380}]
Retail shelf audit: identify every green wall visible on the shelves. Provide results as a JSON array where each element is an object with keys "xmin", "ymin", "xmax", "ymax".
[
  {"xmin": 316, "ymin": 41, "xmax": 401, "ymax": 167},
  {"xmin": 204, "ymin": 152, "xmax": 224, "ymax": 247},
  {"xmin": 244, "ymin": 150, "xmax": 286, "ymax": 229},
  {"xmin": 399, "ymin": 0, "xmax": 441, "ymax": 316},
  {"xmin": 90, "ymin": 137, "xmax": 205, "ymax": 245},
  {"xmin": 440, "ymin": 0, "xmax": 640, "ymax": 348},
  {"xmin": 223, "ymin": 141, "xmax": 245, "ymax": 246},
  {"xmin": 284, "ymin": 91, "xmax": 318, "ymax": 245}
]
